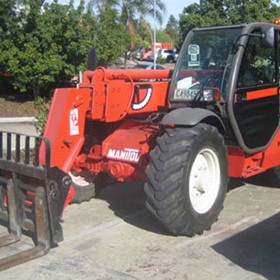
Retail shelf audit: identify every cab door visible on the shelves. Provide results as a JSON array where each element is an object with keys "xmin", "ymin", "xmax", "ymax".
[{"xmin": 233, "ymin": 29, "xmax": 279, "ymax": 151}]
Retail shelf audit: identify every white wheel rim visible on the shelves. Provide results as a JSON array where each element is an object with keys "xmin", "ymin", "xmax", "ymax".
[{"xmin": 189, "ymin": 148, "xmax": 221, "ymax": 214}]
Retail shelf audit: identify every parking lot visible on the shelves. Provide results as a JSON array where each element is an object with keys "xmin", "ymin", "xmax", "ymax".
[{"xmin": 0, "ymin": 122, "xmax": 280, "ymax": 279}]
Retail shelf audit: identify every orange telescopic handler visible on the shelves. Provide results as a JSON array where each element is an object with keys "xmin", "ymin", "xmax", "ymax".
[{"xmin": 1, "ymin": 22, "xmax": 280, "ymax": 269}]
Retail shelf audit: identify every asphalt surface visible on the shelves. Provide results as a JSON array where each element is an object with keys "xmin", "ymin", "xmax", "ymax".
[{"xmin": 0, "ymin": 121, "xmax": 280, "ymax": 280}]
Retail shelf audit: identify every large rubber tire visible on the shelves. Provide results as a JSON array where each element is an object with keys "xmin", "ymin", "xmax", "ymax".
[{"xmin": 145, "ymin": 124, "xmax": 228, "ymax": 236}]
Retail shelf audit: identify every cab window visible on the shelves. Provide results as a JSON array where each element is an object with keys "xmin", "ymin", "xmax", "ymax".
[{"xmin": 237, "ymin": 33, "xmax": 275, "ymax": 88}]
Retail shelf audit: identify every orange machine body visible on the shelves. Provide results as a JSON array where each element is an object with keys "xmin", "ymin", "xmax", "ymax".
[{"xmin": 42, "ymin": 67, "xmax": 280, "ymax": 207}]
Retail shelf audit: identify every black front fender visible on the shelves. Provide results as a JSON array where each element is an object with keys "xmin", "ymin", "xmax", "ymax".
[{"xmin": 161, "ymin": 108, "xmax": 225, "ymax": 134}]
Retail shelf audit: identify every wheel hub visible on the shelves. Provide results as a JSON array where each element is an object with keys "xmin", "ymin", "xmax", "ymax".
[{"xmin": 189, "ymin": 148, "xmax": 220, "ymax": 214}]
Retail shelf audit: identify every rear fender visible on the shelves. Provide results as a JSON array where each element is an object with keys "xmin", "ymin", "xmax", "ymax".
[{"xmin": 161, "ymin": 108, "xmax": 225, "ymax": 134}]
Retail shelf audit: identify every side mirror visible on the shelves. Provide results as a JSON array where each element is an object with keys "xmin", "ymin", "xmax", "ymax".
[{"xmin": 261, "ymin": 26, "xmax": 274, "ymax": 48}]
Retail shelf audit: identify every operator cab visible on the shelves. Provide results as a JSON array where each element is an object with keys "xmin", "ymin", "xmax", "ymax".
[
  {"xmin": 168, "ymin": 25, "xmax": 242, "ymax": 107},
  {"xmin": 168, "ymin": 23, "xmax": 280, "ymax": 154}
]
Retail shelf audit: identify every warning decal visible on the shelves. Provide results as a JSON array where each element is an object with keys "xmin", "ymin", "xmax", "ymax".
[{"xmin": 69, "ymin": 108, "xmax": 79, "ymax": 135}]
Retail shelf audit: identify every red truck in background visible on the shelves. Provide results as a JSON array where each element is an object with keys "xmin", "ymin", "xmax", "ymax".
[{"xmin": 138, "ymin": 42, "xmax": 173, "ymax": 61}]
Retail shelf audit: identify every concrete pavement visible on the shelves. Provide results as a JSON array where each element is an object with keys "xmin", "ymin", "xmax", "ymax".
[
  {"xmin": 0, "ymin": 179, "xmax": 279, "ymax": 280},
  {"xmin": 0, "ymin": 120, "xmax": 280, "ymax": 279}
]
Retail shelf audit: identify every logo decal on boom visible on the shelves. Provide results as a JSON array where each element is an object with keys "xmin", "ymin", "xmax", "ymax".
[
  {"xmin": 132, "ymin": 87, "xmax": 152, "ymax": 110},
  {"xmin": 107, "ymin": 148, "xmax": 140, "ymax": 163}
]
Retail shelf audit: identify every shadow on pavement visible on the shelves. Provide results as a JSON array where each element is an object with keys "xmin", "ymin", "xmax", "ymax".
[
  {"xmin": 228, "ymin": 169, "xmax": 280, "ymax": 190},
  {"xmin": 245, "ymin": 167, "xmax": 280, "ymax": 188},
  {"xmin": 212, "ymin": 212, "xmax": 280, "ymax": 280},
  {"xmin": 98, "ymin": 181, "xmax": 171, "ymax": 236},
  {"xmin": 98, "ymin": 174, "xmax": 280, "ymax": 237}
]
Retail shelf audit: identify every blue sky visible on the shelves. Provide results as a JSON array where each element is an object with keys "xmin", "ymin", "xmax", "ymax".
[
  {"xmin": 163, "ymin": 0, "xmax": 198, "ymax": 25},
  {"xmin": 46, "ymin": 0, "xmax": 199, "ymax": 26}
]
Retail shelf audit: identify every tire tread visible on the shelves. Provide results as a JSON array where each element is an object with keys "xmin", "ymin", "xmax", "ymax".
[{"xmin": 145, "ymin": 124, "xmax": 227, "ymax": 236}]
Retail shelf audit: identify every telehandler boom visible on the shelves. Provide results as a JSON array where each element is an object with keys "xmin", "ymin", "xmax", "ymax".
[{"xmin": 0, "ymin": 22, "xmax": 280, "ymax": 270}]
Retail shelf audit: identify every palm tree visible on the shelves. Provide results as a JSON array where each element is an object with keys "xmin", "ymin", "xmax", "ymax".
[{"xmin": 92, "ymin": 0, "xmax": 166, "ymax": 50}]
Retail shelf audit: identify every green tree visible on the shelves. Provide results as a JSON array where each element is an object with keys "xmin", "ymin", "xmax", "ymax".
[
  {"xmin": 94, "ymin": 1, "xmax": 129, "ymax": 65},
  {"xmin": 179, "ymin": 0, "xmax": 280, "ymax": 47},
  {"xmin": 165, "ymin": 15, "xmax": 179, "ymax": 46},
  {"xmin": 0, "ymin": 0, "xmax": 131, "ymax": 97},
  {"xmin": 134, "ymin": 17, "xmax": 152, "ymax": 49},
  {"xmin": 156, "ymin": 30, "xmax": 172, "ymax": 44},
  {"xmin": 92, "ymin": 0, "xmax": 166, "ymax": 50},
  {"xmin": 0, "ymin": 0, "xmax": 18, "ymax": 34},
  {"xmin": 225, "ymin": 0, "xmax": 280, "ymax": 24},
  {"xmin": 0, "ymin": 1, "xmax": 96, "ymax": 97}
]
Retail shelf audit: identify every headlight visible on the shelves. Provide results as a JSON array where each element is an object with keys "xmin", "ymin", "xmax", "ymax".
[{"xmin": 203, "ymin": 88, "xmax": 221, "ymax": 102}]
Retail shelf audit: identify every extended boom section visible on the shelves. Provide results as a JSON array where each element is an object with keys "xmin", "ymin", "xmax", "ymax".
[{"xmin": 0, "ymin": 131, "xmax": 71, "ymax": 270}]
